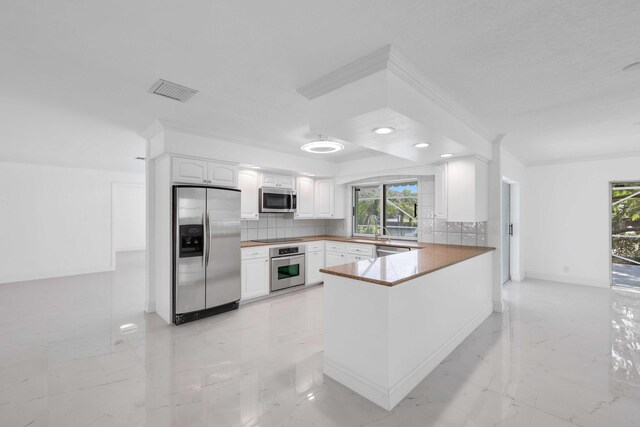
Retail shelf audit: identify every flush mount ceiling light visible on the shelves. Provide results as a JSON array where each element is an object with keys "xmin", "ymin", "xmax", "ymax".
[
  {"xmin": 301, "ymin": 138, "xmax": 344, "ymax": 154},
  {"xmin": 372, "ymin": 127, "xmax": 395, "ymax": 135},
  {"xmin": 413, "ymin": 142, "xmax": 430, "ymax": 148},
  {"xmin": 440, "ymin": 153, "xmax": 453, "ymax": 158}
]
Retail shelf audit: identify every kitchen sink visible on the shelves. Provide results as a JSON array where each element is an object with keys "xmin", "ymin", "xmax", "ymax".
[{"xmin": 375, "ymin": 245, "xmax": 411, "ymax": 257}]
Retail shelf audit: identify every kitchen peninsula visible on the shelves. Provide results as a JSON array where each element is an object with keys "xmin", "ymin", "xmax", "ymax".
[{"xmin": 320, "ymin": 243, "xmax": 494, "ymax": 410}]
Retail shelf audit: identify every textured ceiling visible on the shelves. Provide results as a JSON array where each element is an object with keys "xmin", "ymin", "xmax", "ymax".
[{"xmin": 1, "ymin": 0, "xmax": 639, "ymax": 172}]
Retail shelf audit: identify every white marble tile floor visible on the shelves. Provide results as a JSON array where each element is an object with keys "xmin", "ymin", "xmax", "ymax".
[{"xmin": 1, "ymin": 251, "xmax": 639, "ymax": 426}]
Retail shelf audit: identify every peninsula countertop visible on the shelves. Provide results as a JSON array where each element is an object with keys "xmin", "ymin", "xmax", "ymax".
[
  {"xmin": 320, "ymin": 242, "xmax": 494, "ymax": 286},
  {"xmin": 240, "ymin": 235, "xmax": 494, "ymax": 287}
]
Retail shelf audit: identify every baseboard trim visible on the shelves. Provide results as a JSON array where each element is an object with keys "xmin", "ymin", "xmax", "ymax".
[
  {"xmin": 323, "ymin": 357, "xmax": 391, "ymax": 410},
  {"xmin": 0, "ymin": 265, "xmax": 116, "ymax": 285},
  {"xmin": 525, "ymin": 271, "xmax": 609, "ymax": 288},
  {"xmin": 387, "ymin": 303, "xmax": 493, "ymax": 409},
  {"xmin": 323, "ymin": 303, "xmax": 493, "ymax": 411}
]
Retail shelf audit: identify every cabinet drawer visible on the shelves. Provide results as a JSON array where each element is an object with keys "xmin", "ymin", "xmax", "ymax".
[
  {"xmin": 325, "ymin": 242, "xmax": 346, "ymax": 252},
  {"xmin": 306, "ymin": 241, "xmax": 325, "ymax": 253},
  {"xmin": 242, "ymin": 247, "xmax": 269, "ymax": 260},
  {"xmin": 347, "ymin": 244, "xmax": 375, "ymax": 257}
]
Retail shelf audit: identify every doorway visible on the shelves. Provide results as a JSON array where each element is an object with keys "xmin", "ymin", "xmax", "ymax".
[
  {"xmin": 611, "ymin": 181, "xmax": 640, "ymax": 288},
  {"xmin": 502, "ymin": 181, "xmax": 511, "ymax": 285}
]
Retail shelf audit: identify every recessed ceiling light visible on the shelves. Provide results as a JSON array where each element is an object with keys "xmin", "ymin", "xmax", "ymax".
[
  {"xmin": 622, "ymin": 61, "xmax": 640, "ymax": 72},
  {"xmin": 301, "ymin": 140, "xmax": 344, "ymax": 154},
  {"xmin": 249, "ymin": 165, "xmax": 261, "ymax": 169},
  {"xmin": 372, "ymin": 127, "xmax": 395, "ymax": 135},
  {"xmin": 440, "ymin": 153, "xmax": 453, "ymax": 158},
  {"xmin": 413, "ymin": 143, "xmax": 430, "ymax": 148}
]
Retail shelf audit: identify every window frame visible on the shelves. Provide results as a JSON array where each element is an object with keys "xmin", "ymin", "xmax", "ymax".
[{"xmin": 352, "ymin": 179, "xmax": 419, "ymax": 241}]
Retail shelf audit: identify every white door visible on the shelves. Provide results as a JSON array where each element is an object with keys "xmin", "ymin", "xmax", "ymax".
[
  {"xmin": 306, "ymin": 250, "xmax": 325, "ymax": 284},
  {"xmin": 173, "ymin": 157, "xmax": 207, "ymax": 184},
  {"xmin": 241, "ymin": 257, "xmax": 270, "ymax": 300},
  {"xmin": 238, "ymin": 170, "xmax": 259, "ymax": 220},
  {"xmin": 315, "ymin": 179, "xmax": 334, "ymax": 218},
  {"xmin": 295, "ymin": 177, "xmax": 315, "ymax": 218},
  {"xmin": 325, "ymin": 251, "xmax": 345, "ymax": 267}
]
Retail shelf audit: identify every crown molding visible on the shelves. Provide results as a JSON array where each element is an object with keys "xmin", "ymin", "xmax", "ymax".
[
  {"xmin": 297, "ymin": 45, "xmax": 392, "ymax": 100},
  {"xmin": 527, "ymin": 150, "xmax": 640, "ymax": 167},
  {"xmin": 385, "ymin": 47, "xmax": 496, "ymax": 143},
  {"xmin": 297, "ymin": 45, "xmax": 496, "ymax": 143}
]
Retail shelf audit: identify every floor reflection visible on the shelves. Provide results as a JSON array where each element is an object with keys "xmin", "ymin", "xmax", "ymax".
[
  {"xmin": 611, "ymin": 286, "xmax": 640, "ymax": 399},
  {"xmin": 4, "ymin": 253, "xmax": 640, "ymax": 426}
]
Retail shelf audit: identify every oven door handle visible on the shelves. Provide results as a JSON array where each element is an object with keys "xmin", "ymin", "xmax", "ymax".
[{"xmin": 272, "ymin": 254, "xmax": 305, "ymax": 264}]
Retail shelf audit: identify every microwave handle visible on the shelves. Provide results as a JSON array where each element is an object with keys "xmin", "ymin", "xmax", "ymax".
[{"xmin": 291, "ymin": 194, "xmax": 297, "ymax": 209}]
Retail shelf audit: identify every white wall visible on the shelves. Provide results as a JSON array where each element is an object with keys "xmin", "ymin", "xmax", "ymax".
[
  {"xmin": 113, "ymin": 183, "xmax": 146, "ymax": 252},
  {"xmin": 525, "ymin": 155, "xmax": 640, "ymax": 288},
  {"xmin": 0, "ymin": 161, "xmax": 144, "ymax": 284}
]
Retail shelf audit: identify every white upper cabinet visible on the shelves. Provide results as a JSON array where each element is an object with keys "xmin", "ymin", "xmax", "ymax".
[
  {"xmin": 434, "ymin": 163, "xmax": 448, "ymax": 219},
  {"xmin": 238, "ymin": 169, "xmax": 259, "ymax": 220},
  {"xmin": 315, "ymin": 179, "xmax": 334, "ymax": 218},
  {"xmin": 438, "ymin": 158, "xmax": 489, "ymax": 223},
  {"xmin": 295, "ymin": 176, "xmax": 315, "ymax": 218},
  {"xmin": 261, "ymin": 173, "xmax": 294, "ymax": 189},
  {"xmin": 172, "ymin": 157, "xmax": 207, "ymax": 184},
  {"xmin": 172, "ymin": 157, "xmax": 238, "ymax": 187},
  {"xmin": 207, "ymin": 161, "xmax": 237, "ymax": 187}
]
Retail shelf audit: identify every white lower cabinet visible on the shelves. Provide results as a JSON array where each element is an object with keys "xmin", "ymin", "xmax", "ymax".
[
  {"xmin": 325, "ymin": 251, "xmax": 346, "ymax": 268},
  {"xmin": 306, "ymin": 250, "xmax": 325, "ymax": 285},
  {"xmin": 241, "ymin": 248, "xmax": 270, "ymax": 301},
  {"xmin": 346, "ymin": 254, "xmax": 369, "ymax": 263}
]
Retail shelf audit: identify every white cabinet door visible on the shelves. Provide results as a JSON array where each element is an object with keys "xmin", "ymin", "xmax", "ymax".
[
  {"xmin": 325, "ymin": 251, "xmax": 346, "ymax": 268},
  {"xmin": 306, "ymin": 250, "xmax": 325, "ymax": 285},
  {"xmin": 276, "ymin": 175, "xmax": 294, "ymax": 188},
  {"xmin": 295, "ymin": 176, "xmax": 315, "ymax": 218},
  {"xmin": 315, "ymin": 179, "xmax": 334, "ymax": 218},
  {"xmin": 238, "ymin": 169, "xmax": 259, "ymax": 220},
  {"xmin": 435, "ymin": 163, "xmax": 448, "ymax": 219},
  {"xmin": 207, "ymin": 161, "xmax": 237, "ymax": 187},
  {"xmin": 346, "ymin": 254, "xmax": 368, "ymax": 263},
  {"xmin": 261, "ymin": 173, "xmax": 294, "ymax": 189},
  {"xmin": 172, "ymin": 157, "xmax": 208, "ymax": 184},
  {"xmin": 241, "ymin": 257, "xmax": 270, "ymax": 300}
]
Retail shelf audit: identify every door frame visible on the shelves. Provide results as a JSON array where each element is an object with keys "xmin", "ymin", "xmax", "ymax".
[
  {"xmin": 502, "ymin": 176, "xmax": 522, "ymax": 283},
  {"xmin": 609, "ymin": 180, "xmax": 640, "ymax": 288}
]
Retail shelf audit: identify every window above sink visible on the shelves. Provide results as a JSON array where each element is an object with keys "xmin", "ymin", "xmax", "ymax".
[{"xmin": 353, "ymin": 180, "xmax": 418, "ymax": 240}]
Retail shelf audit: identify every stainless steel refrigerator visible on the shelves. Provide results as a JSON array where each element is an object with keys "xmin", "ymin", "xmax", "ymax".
[{"xmin": 173, "ymin": 186, "xmax": 241, "ymax": 325}]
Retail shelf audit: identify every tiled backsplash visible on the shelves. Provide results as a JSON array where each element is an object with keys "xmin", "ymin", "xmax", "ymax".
[
  {"xmin": 421, "ymin": 219, "xmax": 488, "ymax": 246},
  {"xmin": 240, "ymin": 213, "xmax": 327, "ymax": 241}
]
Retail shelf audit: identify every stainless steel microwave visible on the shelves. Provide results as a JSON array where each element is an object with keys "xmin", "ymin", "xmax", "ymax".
[{"xmin": 259, "ymin": 187, "xmax": 297, "ymax": 213}]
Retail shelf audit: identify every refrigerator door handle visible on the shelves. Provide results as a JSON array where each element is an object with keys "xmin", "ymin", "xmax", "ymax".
[
  {"xmin": 202, "ymin": 212, "xmax": 206, "ymax": 269},
  {"xmin": 206, "ymin": 211, "xmax": 211, "ymax": 268}
]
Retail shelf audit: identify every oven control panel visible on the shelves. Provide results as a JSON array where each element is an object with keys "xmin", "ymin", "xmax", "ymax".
[{"xmin": 269, "ymin": 245, "xmax": 306, "ymax": 258}]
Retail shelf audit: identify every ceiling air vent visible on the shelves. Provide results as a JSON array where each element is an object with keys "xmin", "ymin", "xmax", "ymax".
[{"xmin": 148, "ymin": 79, "xmax": 198, "ymax": 102}]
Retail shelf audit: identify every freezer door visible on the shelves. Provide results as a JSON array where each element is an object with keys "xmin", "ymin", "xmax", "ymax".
[
  {"xmin": 205, "ymin": 188, "xmax": 241, "ymax": 308},
  {"xmin": 175, "ymin": 187, "xmax": 207, "ymax": 315}
]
